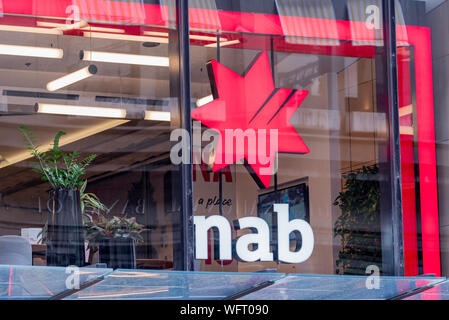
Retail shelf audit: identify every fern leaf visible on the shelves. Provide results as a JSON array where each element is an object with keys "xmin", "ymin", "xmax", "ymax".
[{"xmin": 53, "ymin": 131, "xmax": 66, "ymax": 151}]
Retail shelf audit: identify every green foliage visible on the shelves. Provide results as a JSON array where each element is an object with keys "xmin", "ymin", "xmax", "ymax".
[
  {"xmin": 84, "ymin": 215, "xmax": 147, "ymax": 243},
  {"xmin": 333, "ymin": 165, "xmax": 382, "ymax": 275},
  {"xmin": 79, "ymin": 180, "xmax": 146, "ymax": 244},
  {"xmin": 18, "ymin": 126, "xmax": 96, "ymax": 190},
  {"xmin": 80, "ymin": 180, "xmax": 108, "ymax": 223},
  {"xmin": 18, "ymin": 126, "xmax": 106, "ymax": 243},
  {"xmin": 19, "ymin": 126, "xmax": 146, "ymax": 247}
]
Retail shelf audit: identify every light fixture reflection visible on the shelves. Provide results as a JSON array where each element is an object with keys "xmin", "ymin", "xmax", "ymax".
[
  {"xmin": 37, "ymin": 20, "xmax": 88, "ymax": 31},
  {"xmin": 204, "ymin": 40, "xmax": 241, "ymax": 48},
  {"xmin": 0, "ymin": 44, "xmax": 63, "ymax": 59},
  {"xmin": 80, "ymin": 50, "xmax": 169, "ymax": 67},
  {"xmin": 143, "ymin": 31, "xmax": 228, "ymax": 42},
  {"xmin": 36, "ymin": 103, "xmax": 127, "ymax": 119},
  {"xmin": 143, "ymin": 111, "xmax": 170, "ymax": 122},
  {"xmin": 37, "ymin": 21, "xmax": 125, "ymax": 33},
  {"xmin": 196, "ymin": 95, "xmax": 214, "ymax": 107},
  {"xmin": 46, "ymin": 65, "xmax": 97, "ymax": 92},
  {"xmin": 143, "ymin": 31, "xmax": 169, "ymax": 37},
  {"xmin": 399, "ymin": 104, "xmax": 413, "ymax": 117},
  {"xmin": 83, "ymin": 31, "xmax": 169, "ymax": 43},
  {"xmin": 400, "ymin": 126, "xmax": 414, "ymax": 135},
  {"xmin": 0, "ymin": 24, "xmax": 62, "ymax": 35}
]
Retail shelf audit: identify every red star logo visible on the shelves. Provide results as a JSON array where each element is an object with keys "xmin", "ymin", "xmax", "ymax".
[{"xmin": 192, "ymin": 51, "xmax": 309, "ymax": 188}]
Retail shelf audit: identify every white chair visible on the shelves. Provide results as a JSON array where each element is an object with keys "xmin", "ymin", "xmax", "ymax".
[{"xmin": 0, "ymin": 235, "xmax": 32, "ymax": 266}]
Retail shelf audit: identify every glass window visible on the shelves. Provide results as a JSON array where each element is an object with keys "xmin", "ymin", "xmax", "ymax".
[
  {"xmin": 397, "ymin": 0, "xmax": 448, "ymax": 277},
  {"xmin": 0, "ymin": 1, "xmax": 185, "ymax": 270},
  {"xmin": 0, "ymin": 0, "xmax": 447, "ymax": 282},
  {"xmin": 188, "ymin": 0, "xmax": 398, "ymax": 275}
]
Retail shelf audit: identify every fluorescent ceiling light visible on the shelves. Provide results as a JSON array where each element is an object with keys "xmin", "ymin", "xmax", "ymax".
[
  {"xmin": 0, "ymin": 44, "xmax": 63, "ymax": 59},
  {"xmin": 37, "ymin": 21, "xmax": 125, "ymax": 33},
  {"xmin": 0, "ymin": 24, "xmax": 62, "ymax": 35},
  {"xmin": 36, "ymin": 20, "xmax": 88, "ymax": 31},
  {"xmin": 143, "ymin": 31, "xmax": 169, "ymax": 37},
  {"xmin": 36, "ymin": 103, "xmax": 127, "ymax": 118},
  {"xmin": 204, "ymin": 40, "xmax": 240, "ymax": 48},
  {"xmin": 80, "ymin": 50, "xmax": 169, "ymax": 67},
  {"xmin": 196, "ymin": 95, "xmax": 214, "ymax": 107},
  {"xmin": 82, "ymin": 26, "xmax": 125, "ymax": 33},
  {"xmin": 143, "ymin": 110, "xmax": 170, "ymax": 122},
  {"xmin": 46, "ymin": 65, "xmax": 97, "ymax": 92},
  {"xmin": 144, "ymin": 31, "xmax": 227, "ymax": 42},
  {"xmin": 83, "ymin": 31, "xmax": 169, "ymax": 43},
  {"xmin": 190, "ymin": 35, "xmax": 228, "ymax": 42}
]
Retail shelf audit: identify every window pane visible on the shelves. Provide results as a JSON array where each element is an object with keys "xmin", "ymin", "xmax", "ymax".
[
  {"xmin": 397, "ymin": 0, "xmax": 447, "ymax": 277},
  {"xmin": 189, "ymin": 0, "xmax": 394, "ymax": 275},
  {"xmin": 0, "ymin": 1, "xmax": 183, "ymax": 270}
]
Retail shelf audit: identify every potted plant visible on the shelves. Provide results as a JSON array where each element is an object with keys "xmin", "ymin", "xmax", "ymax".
[
  {"xmin": 19, "ymin": 126, "xmax": 96, "ymax": 267},
  {"xmin": 35, "ymin": 179, "xmax": 108, "ymax": 261},
  {"xmin": 37, "ymin": 181, "xmax": 108, "ymax": 241},
  {"xmin": 333, "ymin": 165, "xmax": 382, "ymax": 275},
  {"xmin": 84, "ymin": 214, "xmax": 146, "ymax": 269}
]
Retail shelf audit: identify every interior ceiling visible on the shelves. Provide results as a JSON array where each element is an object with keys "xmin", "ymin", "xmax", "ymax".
[
  {"xmin": 0, "ymin": 19, "xmax": 356, "ymax": 101},
  {"xmin": 0, "ymin": 19, "xmax": 176, "ymax": 198},
  {"xmin": 0, "ymin": 31, "xmax": 170, "ymax": 95},
  {"xmin": 0, "ymin": 16, "xmax": 362, "ymax": 201},
  {"xmin": 189, "ymin": 33, "xmax": 357, "ymax": 98}
]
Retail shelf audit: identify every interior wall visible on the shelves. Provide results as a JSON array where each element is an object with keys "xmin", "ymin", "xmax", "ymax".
[{"xmin": 338, "ymin": 58, "xmax": 378, "ymax": 174}]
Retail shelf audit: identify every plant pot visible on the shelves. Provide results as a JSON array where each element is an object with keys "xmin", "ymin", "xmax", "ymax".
[
  {"xmin": 99, "ymin": 238, "xmax": 136, "ymax": 269},
  {"xmin": 46, "ymin": 189, "xmax": 85, "ymax": 267}
]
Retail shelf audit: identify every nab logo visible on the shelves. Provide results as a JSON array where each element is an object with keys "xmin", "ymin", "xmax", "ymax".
[
  {"xmin": 194, "ymin": 203, "xmax": 314, "ymax": 264},
  {"xmin": 191, "ymin": 51, "xmax": 309, "ymax": 188}
]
